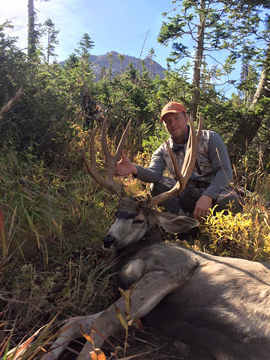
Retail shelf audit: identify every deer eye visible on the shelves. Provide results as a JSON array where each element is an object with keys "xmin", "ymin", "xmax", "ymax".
[{"xmin": 133, "ymin": 219, "xmax": 144, "ymax": 224}]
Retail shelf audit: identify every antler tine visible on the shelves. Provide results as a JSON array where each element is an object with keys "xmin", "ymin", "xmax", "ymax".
[
  {"xmin": 102, "ymin": 118, "xmax": 131, "ymax": 182},
  {"xmin": 181, "ymin": 114, "xmax": 202, "ymax": 181},
  {"xmin": 148, "ymin": 114, "xmax": 202, "ymax": 209},
  {"xmin": 82, "ymin": 127, "xmax": 121, "ymax": 196},
  {"xmin": 0, "ymin": 87, "xmax": 23, "ymax": 121}
]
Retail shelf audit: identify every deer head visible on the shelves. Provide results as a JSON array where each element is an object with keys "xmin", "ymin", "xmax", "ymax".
[{"xmin": 82, "ymin": 115, "xmax": 202, "ymax": 251}]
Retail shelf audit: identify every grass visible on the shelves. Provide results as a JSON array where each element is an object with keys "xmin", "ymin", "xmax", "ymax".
[
  {"xmin": 0, "ymin": 145, "xmax": 269, "ymax": 359},
  {"xmin": 0, "ymin": 146, "xmax": 117, "ymax": 357}
]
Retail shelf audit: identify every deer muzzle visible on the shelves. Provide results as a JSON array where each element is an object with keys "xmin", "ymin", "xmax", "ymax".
[{"xmin": 103, "ymin": 234, "xmax": 116, "ymax": 249}]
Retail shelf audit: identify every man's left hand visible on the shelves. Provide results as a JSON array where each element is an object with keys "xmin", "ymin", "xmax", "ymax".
[{"xmin": 193, "ymin": 195, "xmax": 213, "ymax": 220}]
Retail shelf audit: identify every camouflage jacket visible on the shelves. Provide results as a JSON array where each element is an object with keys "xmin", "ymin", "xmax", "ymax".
[{"xmin": 135, "ymin": 129, "xmax": 233, "ymax": 200}]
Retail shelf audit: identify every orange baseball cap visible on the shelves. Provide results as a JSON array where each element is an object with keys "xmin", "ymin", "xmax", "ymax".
[{"xmin": 160, "ymin": 101, "xmax": 187, "ymax": 122}]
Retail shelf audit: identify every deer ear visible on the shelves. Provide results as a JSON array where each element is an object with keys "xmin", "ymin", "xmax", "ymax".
[{"xmin": 155, "ymin": 212, "xmax": 199, "ymax": 233}]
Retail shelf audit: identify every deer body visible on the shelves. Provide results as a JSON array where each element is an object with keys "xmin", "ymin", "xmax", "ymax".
[
  {"xmin": 63, "ymin": 217, "xmax": 270, "ymax": 360},
  {"xmin": 102, "ymin": 197, "xmax": 270, "ymax": 360},
  {"xmin": 140, "ymin": 246, "xmax": 270, "ymax": 360}
]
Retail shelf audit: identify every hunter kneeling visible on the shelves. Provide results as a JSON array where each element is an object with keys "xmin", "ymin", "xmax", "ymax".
[{"xmin": 116, "ymin": 101, "xmax": 242, "ymax": 221}]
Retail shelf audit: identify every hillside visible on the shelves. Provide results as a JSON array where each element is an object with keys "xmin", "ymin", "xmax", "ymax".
[{"xmin": 89, "ymin": 50, "xmax": 166, "ymax": 79}]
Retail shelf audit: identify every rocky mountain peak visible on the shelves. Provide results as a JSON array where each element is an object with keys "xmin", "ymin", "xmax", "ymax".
[{"xmin": 89, "ymin": 51, "xmax": 166, "ymax": 79}]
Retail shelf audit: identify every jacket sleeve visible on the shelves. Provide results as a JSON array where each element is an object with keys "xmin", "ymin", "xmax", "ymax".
[
  {"xmin": 134, "ymin": 146, "xmax": 166, "ymax": 183},
  {"xmin": 203, "ymin": 132, "xmax": 233, "ymax": 199}
]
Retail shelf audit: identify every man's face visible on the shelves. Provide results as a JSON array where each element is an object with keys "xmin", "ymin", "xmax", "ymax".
[{"xmin": 163, "ymin": 112, "xmax": 188, "ymax": 144}]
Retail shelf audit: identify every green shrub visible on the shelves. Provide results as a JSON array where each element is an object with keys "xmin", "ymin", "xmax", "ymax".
[{"xmin": 202, "ymin": 202, "xmax": 270, "ymax": 261}]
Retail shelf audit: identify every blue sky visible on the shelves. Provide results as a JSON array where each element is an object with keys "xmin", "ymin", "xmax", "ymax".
[{"xmin": 1, "ymin": 0, "xmax": 176, "ymax": 68}]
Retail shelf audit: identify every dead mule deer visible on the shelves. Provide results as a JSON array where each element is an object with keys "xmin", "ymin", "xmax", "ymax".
[{"xmin": 42, "ymin": 117, "xmax": 270, "ymax": 360}]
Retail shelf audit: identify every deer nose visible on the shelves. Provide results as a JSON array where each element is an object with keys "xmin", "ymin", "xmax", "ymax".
[{"xmin": 103, "ymin": 234, "xmax": 115, "ymax": 248}]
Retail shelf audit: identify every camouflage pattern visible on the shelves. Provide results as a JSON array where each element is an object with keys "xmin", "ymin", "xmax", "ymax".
[
  {"xmin": 159, "ymin": 130, "xmax": 215, "ymax": 188},
  {"xmin": 148, "ymin": 129, "xmax": 243, "ymax": 216},
  {"xmin": 156, "ymin": 129, "xmax": 241, "ymax": 216},
  {"xmin": 158, "ymin": 176, "xmax": 241, "ymax": 216}
]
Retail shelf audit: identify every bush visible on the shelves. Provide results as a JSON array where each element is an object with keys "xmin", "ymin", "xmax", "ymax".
[{"xmin": 202, "ymin": 202, "xmax": 270, "ymax": 261}]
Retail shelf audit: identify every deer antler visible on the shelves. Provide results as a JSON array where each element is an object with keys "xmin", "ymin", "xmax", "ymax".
[
  {"xmin": 82, "ymin": 118, "xmax": 131, "ymax": 197},
  {"xmin": 148, "ymin": 114, "xmax": 202, "ymax": 208},
  {"xmin": 0, "ymin": 87, "xmax": 23, "ymax": 121}
]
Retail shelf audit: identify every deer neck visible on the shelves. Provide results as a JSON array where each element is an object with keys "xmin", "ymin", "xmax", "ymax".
[{"xmin": 113, "ymin": 224, "xmax": 163, "ymax": 270}]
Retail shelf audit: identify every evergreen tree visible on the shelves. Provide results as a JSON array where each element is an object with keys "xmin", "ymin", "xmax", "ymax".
[
  {"xmin": 64, "ymin": 53, "xmax": 79, "ymax": 69},
  {"xmin": 148, "ymin": 48, "xmax": 156, "ymax": 78},
  {"xmin": 43, "ymin": 18, "xmax": 59, "ymax": 64},
  {"xmin": 76, "ymin": 33, "xmax": 94, "ymax": 60},
  {"xmin": 27, "ymin": 0, "xmax": 49, "ymax": 58},
  {"xmin": 108, "ymin": 52, "xmax": 113, "ymax": 80},
  {"xmin": 158, "ymin": 0, "xmax": 264, "ymax": 118},
  {"xmin": 118, "ymin": 54, "xmax": 125, "ymax": 75},
  {"xmin": 227, "ymin": 11, "xmax": 270, "ymax": 156}
]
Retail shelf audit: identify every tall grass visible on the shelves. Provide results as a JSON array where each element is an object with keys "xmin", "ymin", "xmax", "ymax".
[{"xmin": 0, "ymin": 146, "xmax": 117, "ymax": 353}]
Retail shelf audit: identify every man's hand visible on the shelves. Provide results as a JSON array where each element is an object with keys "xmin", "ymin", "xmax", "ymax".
[
  {"xmin": 193, "ymin": 195, "xmax": 213, "ymax": 220},
  {"xmin": 116, "ymin": 151, "xmax": 137, "ymax": 176}
]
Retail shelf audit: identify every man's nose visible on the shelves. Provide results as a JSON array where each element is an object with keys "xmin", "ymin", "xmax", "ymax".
[{"xmin": 170, "ymin": 118, "xmax": 177, "ymax": 127}]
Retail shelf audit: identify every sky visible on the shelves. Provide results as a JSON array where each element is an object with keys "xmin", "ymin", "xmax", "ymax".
[{"xmin": 1, "ymin": 0, "xmax": 177, "ymax": 68}]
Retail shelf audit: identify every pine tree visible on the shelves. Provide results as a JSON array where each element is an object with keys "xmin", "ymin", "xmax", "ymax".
[
  {"xmin": 43, "ymin": 18, "xmax": 59, "ymax": 64},
  {"xmin": 118, "ymin": 54, "xmax": 125, "ymax": 75},
  {"xmin": 157, "ymin": 0, "xmax": 263, "ymax": 118},
  {"xmin": 27, "ymin": 0, "xmax": 49, "ymax": 58}
]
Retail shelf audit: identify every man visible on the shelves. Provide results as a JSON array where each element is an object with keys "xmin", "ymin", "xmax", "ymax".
[{"xmin": 116, "ymin": 101, "xmax": 242, "ymax": 220}]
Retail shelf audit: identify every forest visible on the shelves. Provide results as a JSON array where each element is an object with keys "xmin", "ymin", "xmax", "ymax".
[{"xmin": 0, "ymin": 0, "xmax": 270, "ymax": 359}]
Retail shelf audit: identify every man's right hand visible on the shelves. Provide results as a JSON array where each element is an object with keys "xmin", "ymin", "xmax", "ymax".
[
  {"xmin": 193, "ymin": 195, "xmax": 213, "ymax": 220},
  {"xmin": 116, "ymin": 151, "xmax": 137, "ymax": 176}
]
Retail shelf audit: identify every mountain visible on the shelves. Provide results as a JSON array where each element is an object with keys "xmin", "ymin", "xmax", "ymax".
[{"xmin": 88, "ymin": 51, "xmax": 166, "ymax": 80}]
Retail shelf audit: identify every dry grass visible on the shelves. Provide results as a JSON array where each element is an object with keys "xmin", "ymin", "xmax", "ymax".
[{"xmin": 0, "ymin": 147, "xmax": 118, "ymax": 357}]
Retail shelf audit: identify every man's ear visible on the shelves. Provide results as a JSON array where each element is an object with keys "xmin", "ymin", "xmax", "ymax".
[{"xmin": 154, "ymin": 211, "xmax": 199, "ymax": 233}]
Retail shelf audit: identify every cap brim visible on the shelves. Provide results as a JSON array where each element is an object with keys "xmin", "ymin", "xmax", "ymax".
[{"xmin": 160, "ymin": 109, "xmax": 179, "ymax": 122}]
